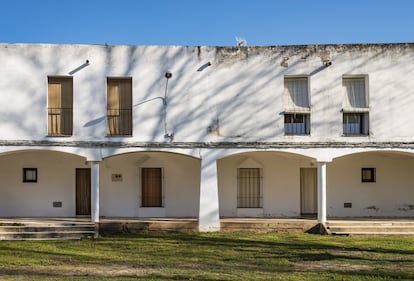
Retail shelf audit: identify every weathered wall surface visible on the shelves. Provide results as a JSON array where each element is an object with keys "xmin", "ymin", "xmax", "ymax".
[
  {"xmin": 218, "ymin": 151, "xmax": 314, "ymax": 217},
  {"xmin": 327, "ymin": 151, "xmax": 414, "ymax": 217},
  {"xmin": 1, "ymin": 43, "xmax": 414, "ymax": 219},
  {"xmin": 1, "ymin": 43, "xmax": 414, "ymax": 144},
  {"xmin": 100, "ymin": 151, "xmax": 200, "ymax": 217},
  {"xmin": 0, "ymin": 150, "xmax": 87, "ymax": 216}
]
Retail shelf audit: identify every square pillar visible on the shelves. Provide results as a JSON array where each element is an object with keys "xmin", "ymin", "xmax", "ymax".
[
  {"xmin": 199, "ymin": 150, "xmax": 220, "ymax": 232},
  {"xmin": 317, "ymin": 162, "xmax": 327, "ymax": 224},
  {"xmin": 91, "ymin": 161, "xmax": 100, "ymax": 223}
]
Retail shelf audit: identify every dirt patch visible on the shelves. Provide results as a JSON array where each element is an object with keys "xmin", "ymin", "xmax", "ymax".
[
  {"xmin": 0, "ymin": 264, "xmax": 149, "ymax": 278},
  {"xmin": 294, "ymin": 249, "xmax": 407, "ymax": 273},
  {"xmin": 294, "ymin": 261, "xmax": 373, "ymax": 272}
]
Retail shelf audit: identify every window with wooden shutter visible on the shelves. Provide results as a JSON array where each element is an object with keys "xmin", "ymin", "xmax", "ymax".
[
  {"xmin": 48, "ymin": 77, "xmax": 73, "ymax": 136},
  {"xmin": 141, "ymin": 168, "xmax": 163, "ymax": 207},
  {"xmin": 107, "ymin": 77, "xmax": 132, "ymax": 136},
  {"xmin": 342, "ymin": 76, "xmax": 369, "ymax": 135},
  {"xmin": 284, "ymin": 77, "xmax": 310, "ymax": 135},
  {"xmin": 237, "ymin": 168, "xmax": 262, "ymax": 208}
]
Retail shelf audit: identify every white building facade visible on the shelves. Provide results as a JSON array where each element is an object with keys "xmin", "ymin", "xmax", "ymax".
[{"xmin": 1, "ymin": 43, "xmax": 414, "ymax": 231}]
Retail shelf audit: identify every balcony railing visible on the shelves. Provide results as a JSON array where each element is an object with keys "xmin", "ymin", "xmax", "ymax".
[
  {"xmin": 48, "ymin": 108, "xmax": 73, "ymax": 136},
  {"xmin": 107, "ymin": 109, "xmax": 132, "ymax": 136}
]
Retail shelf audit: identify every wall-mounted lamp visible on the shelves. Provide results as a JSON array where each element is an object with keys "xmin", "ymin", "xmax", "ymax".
[
  {"xmin": 323, "ymin": 60, "xmax": 332, "ymax": 67},
  {"xmin": 165, "ymin": 72, "xmax": 172, "ymax": 79},
  {"xmin": 164, "ymin": 132, "xmax": 174, "ymax": 140},
  {"xmin": 68, "ymin": 60, "xmax": 91, "ymax": 75},
  {"xmin": 163, "ymin": 71, "xmax": 173, "ymax": 141},
  {"xmin": 197, "ymin": 62, "xmax": 212, "ymax": 72}
]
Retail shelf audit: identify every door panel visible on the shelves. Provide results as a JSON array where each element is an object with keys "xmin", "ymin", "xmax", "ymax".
[
  {"xmin": 76, "ymin": 168, "xmax": 91, "ymax": 216},
  {"xmin": 300, "ymin": 168, "xmax": 317, "ymax": 215}
]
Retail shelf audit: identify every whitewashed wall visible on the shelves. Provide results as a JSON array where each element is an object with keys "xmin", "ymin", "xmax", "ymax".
[
  {"xmin": 0, "ymin": 150, "xmax": 88, "ymax": 217},
  {"xmin": 218, "ymin": 151, "xmax": 314, "ymax": 217},
  {"xmin": 0, "ymin": 43, "xmax": 414, "ymax": 143},
  {"xmin": 327, "ymin": 152, "xmax": 414, "ymax": 217},
  {"xmin": 1, "ymin": 43, "xmax": 414, "ymax": 219},
  {"xmin": 100, "ymin": 151, "xmax": 200, "ymax": 217}
]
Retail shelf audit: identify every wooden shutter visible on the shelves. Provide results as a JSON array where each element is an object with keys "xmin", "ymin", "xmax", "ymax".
[
  {"xmin": 48, "ymin": 80, "xmax": 61, "ymax": 135},
  {"xmin": 107, "ymin": 78, "xmax": 132, "ymax": 135},
  {"xmin": 60, "ymin": 78, "xmax": 73, "ymax": 135},
  {"xmin": 141, "ymin": 168, "xmax": 162, "ymax": 207},
  {"xmin": 48, "ymin": 77, "xmax": 73, "ymax": 135},
  {"xmin": 107, "ymin": 79, "xmax": 120, "ymax": 135}
]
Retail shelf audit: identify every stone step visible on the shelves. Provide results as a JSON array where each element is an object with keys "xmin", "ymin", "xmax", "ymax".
[
  {"xmin": 220, "ymin": 220, "xmax": 316, "ymax": 233},
  {"xmin": 0, "ymin": 221, "xmax": 96, "ymax": 240},
  {"xmin": 99, "ymin": 220, "xmax": 198, "ymax": 234},
  {"xmin": 326, "ymin": 221, "xmax": 414, "ymax": 235},
  {"xmin": 328, "ymin": 226, "xmax": 414, "ymax": 233},
  {"xmin": 0, "ymin": 230, "xmax": 95, "ymax": 240},
  {"xmin": 326, "ymin": 222, "xmax": 414, "ymax": 227},
  {"xmin": 331, "ymin": 231, "xmax": 414, "ymax": 236},
  {"xmin": 0, "ymin": 226, "xmax": 95, "ymax": 233}
]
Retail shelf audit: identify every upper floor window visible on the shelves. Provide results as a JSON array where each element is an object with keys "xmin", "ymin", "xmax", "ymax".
[
  {"xmin": 47, "ymin": 77, "xmax": 73, "ymax": 136},
  {"xmin": 107, "ymin": 77, "xmax": 132, "ymax": 136},
  {"xmin": 284, "ymin": 76, "xmax": 310, "ymax": 135},
  {"xmin": 342, "ymin": 76, "xmax": 369, "ymax": 136}
]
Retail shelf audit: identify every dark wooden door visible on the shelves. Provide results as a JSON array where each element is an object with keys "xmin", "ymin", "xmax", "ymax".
[{"xmin": 76, "ymin": 168, "xmax": 91, "ymax": 216}]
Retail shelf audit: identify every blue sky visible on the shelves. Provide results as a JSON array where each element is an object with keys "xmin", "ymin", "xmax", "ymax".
[{"xmin": 1, "ymin": 0, "xmax": 413, "ymax": 46}]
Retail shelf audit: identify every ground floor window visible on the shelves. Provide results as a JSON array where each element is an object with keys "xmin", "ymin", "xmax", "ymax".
[
  {"xmin": 237, "ymin": 168, "xmax": 262, "ymax": 208},
  {"xmin": 23, "ymin": 168, "xmax": 37, "ymax": 183},
  {"xmin": 361, "ymin": 167, "xmax": 376, "ymax": 182},
  {"xmin": 141, "ymin": 168, "xmax": 163, "ymax": 207}
]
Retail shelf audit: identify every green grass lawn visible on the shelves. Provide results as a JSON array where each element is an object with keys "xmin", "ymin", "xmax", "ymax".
[{"xmin": 0, "ymin": 232, "xmax": 413, "ymax": 280}]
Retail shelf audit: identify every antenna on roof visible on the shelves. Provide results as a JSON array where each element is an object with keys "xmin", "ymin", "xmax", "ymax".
[{"xmin": 235, "ymin": 37, "xmax": 247, "ymax": 47}]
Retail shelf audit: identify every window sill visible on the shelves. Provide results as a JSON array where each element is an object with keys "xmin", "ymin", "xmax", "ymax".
[
  {"xmin": 284, "ymin": 134, "xmax": 311, "ymax": 136},
  {"xmin": 236, "ymin": 207, "xmax": 263, "ymax": 209},
  {"xmin": 46, "ymin": 135, "xmax": 72, "ymax": 137},
  {"xmin": 342, "ymin": 134, "xmax": 369, "ymax": 137}
]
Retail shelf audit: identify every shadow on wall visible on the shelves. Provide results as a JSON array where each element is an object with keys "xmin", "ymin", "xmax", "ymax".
[{"xmin": 5, "ymin": 44, "xmax": 414, "ymax": 142}]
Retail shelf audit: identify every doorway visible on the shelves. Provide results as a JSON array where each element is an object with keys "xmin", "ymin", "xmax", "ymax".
[
  {"xmin": 300, "ymin": 168, "xmax": 317, "ymax": 215},
  {"xmin": 76, "ymin": 168, "xmax": 91, "ymax": 216}
]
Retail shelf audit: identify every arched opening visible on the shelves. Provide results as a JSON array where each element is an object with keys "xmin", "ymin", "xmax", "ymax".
[
  {"xmin": 100, "ymin": 151, "xmax": 201, "ymax": 218},
  {"xmin": 0, "ymin": 150, "xmax": 88, "ymax": 217},
  {"xmin": 217, "ymin": 151, "xmax": 316, "ymax": 218},
  {"xmin": 328, "ymin": 150, "xmax": 414, "ymax": 218}
]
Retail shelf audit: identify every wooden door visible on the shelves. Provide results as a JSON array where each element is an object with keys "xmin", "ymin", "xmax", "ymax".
[
  {"xmin": 300, "ymin": 168, "xmax": 317, "ymax": 215},
  {"xmin": 76, "ymin": 168, "xmax": 91, "ymax": 216}
]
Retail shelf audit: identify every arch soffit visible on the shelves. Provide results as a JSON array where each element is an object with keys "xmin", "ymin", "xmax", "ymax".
[
  {"xmin": 0, "ymin": 147, "xmax": 88, "ymax": 159},
  {"xmin": 102, "ymin": 150, "xmax": 201, "ymax": 161},
  {"xmin": 332, "ymin": 148, "xmax": 414, "ymax": 161},
  {"xmin": 216, "ymin": 149, "xmax": 317, "ymax": 161}
]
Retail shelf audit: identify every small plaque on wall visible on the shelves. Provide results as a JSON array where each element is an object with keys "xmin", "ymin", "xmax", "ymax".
[
  {"xmin": 344, "ymin": 202, "xmax": 352, "ymax": 208},
  {"xmin": 112, "ymin": 174, "xmax": 123, "ymax": 182},
  {"xmin": 53, "ymin": 201, "xmax": 62, "ymax": 208}
]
